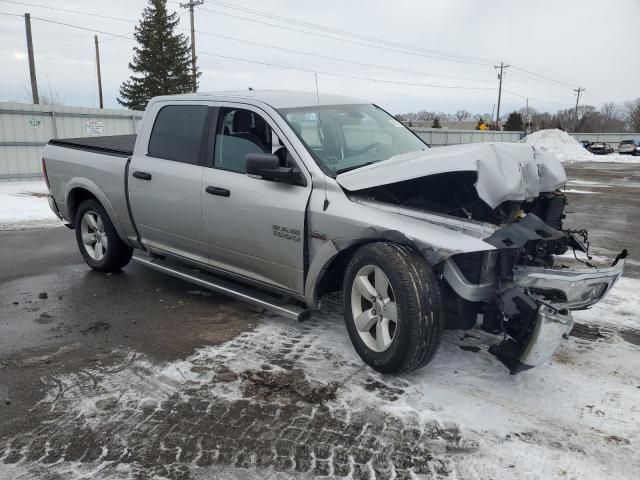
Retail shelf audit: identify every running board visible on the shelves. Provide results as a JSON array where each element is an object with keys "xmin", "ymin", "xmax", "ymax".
[{"xmin": 132, "ymin": 255, "xmax": 311, "ymax": 321}]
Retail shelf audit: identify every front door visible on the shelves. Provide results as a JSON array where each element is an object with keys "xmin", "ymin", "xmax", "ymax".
[
  {"xmin": 201, "ymin": 105, "xmax": 311, "ymax": 293},
  {"xmin": 128, "ymin": 103, "xmax": 209, "ymax": 264}
]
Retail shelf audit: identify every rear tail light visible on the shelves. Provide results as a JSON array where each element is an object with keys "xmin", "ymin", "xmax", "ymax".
[{"xmin": 42, "ymin": 157, "xmax": 50, "ymax": 190}]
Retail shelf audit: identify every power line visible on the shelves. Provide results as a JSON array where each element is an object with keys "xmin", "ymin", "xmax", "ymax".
[
  {"xmin": 1, "ymin": 12, "xmax": 136, "ymax": 39},
  {"xmin": 1, "ymin": 1, "xmax": 585, "ymax": 98},
  {"xmin": 194, "ymin": 30, "xmax": 496, "ymax": 86},
  {"xmin": 193, "ymin": 5, "xmax": 495, "ymax": 67},
  {"xmin": 199, "ymin": 0, "xmax": 583, "ymax": 93},
  {"xmin": 509, "ymin": 65, "xmax": 576, "ymax": 89},
  {"xmin": 574, "ymin": 87, "xmax": 585, "ymax": 131},
  {"xmin": 180, "ymin": 0, "xmax": 204, "ymax": 92},
  {"xmin": 1, "ymin": 11, "xmax": 500, "ymax": 92},
  {"xmin": 1, "ymin": 9, "xmax": 590, "ymax": 108},
  {"xmin": 503, "ymin": 89, "xmax": 574, "ymax": 107},
  {"xmin": 0, "ymin": 0, "xmax": 137, "ymax": 23},
  {"xmin": 2, "ymin": 7, "xmax": 497, "ymax": 87},
  {"xmin": 197, "ymin": 51, "xmax": 497, "ymax": 90},
  {"xmin": 494, "ymin": 62, "xmax": 509, "ymax": 128},
  {"xmin": 202, "ymin": 0, "xmax": 498, "ymax": 65}
]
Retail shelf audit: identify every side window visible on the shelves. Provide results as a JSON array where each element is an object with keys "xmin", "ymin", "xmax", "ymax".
[
  {"xmin": 214, "ymin": 108, "xmax": 271, "ymax": 173},
  {"xmin": 148, "ymin": 105, "xmax": 208, "ymax": 164}
]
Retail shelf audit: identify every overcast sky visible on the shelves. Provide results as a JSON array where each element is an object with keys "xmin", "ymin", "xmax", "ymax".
[{"xmin": 1, "ymin": 0, "xmax": 639, "ymax": 115}]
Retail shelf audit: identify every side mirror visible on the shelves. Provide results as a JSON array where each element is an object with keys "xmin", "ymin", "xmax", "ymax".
[{"xmin": 246, "ymin": 153, "xmax": 296, "ymax": 182}]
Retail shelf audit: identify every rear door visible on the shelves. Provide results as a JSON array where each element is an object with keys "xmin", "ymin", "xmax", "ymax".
[
  {"xmin": 201, "ymin": 104, "xmax": 311, "ymax": 293},
  {"xmin": 128, "ymin": 102, "xmax": 210, "ymax": 264}
]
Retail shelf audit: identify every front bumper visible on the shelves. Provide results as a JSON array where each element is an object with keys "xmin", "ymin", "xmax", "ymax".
[
  {"xmin": 512, "ymin": 260, "xmax": 625, "ymax": 310},
  {"xmin": 497, "ymin": 258, "xmax": 625, "ymax": 373}
]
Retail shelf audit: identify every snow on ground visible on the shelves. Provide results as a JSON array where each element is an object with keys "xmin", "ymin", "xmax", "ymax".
[
  {"xmin": 523, "ymin": 129, "xmax": 640, "ymax": 164},
  {"xmin": 0, "ymin": 180, "xmax": 61, "ymax": 230},
  {"xmin": 3, "ymin": 280, "xmax": 638, "ymax": 479}
]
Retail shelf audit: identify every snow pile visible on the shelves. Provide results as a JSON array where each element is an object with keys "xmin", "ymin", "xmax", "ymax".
[
  {"xmin": 523, "ymin": 129, "xmax": 640, "ymax": 163},
  {"xmin": 0, "ymin": 180, "xmax": 61, "ymax": 230},
  {"xmin": 524, "ymin": 129, "xmax": 596, "ymax": 162}
]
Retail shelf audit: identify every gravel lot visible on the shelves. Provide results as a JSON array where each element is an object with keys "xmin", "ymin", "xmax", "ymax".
[{"xmin": 1, "ymin": 162, "xmax": 639, "ymax": 479}]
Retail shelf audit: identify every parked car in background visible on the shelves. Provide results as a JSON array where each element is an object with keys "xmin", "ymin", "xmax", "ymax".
[
  {"xmin": 587, "ymin": 142, "xmax": 614, "ymax": 155},
  {"xmin": 618, "ymin": 139, "xmax": 640, "ymax": 155}
]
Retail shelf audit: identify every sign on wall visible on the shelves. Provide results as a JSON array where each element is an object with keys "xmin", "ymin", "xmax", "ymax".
[
  {"xmin": 86, "ymin": 119, "xmax": 103, "ymax": 136},
  {"xmin": 27, "ymin": 119, "xmax": 42, "ymax": 128}
]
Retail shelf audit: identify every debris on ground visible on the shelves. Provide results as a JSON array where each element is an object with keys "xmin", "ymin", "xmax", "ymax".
[{"xmin": 240, "ymin": 367, "xmax": 338, "ymax": 404}]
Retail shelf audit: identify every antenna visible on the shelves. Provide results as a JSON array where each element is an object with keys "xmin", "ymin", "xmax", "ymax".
[{"xmin": 314, "ymin": 72, "xmax": 320, "ymax": 105}]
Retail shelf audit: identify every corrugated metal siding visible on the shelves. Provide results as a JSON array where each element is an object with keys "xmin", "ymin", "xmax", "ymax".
[
  {"xmin": 413, "ymin": 128, "xmax": 524, "ymax": 146},
  {"xmin": 0, "ymin": 102, "xmax": 142, "ymax": 180},
  {"xmin": 2, "ymin": 102, "xmax": 638, "ymax": 180}
]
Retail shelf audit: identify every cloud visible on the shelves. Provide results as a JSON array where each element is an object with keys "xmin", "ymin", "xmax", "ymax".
[{"xmin": 1, "ymin": 0, "xmax": 638, "ymax": 113}]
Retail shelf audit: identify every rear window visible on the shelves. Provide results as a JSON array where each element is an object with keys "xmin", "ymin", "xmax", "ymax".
[
  {"xmin": 620, "ymin": 140, "xmax": 639, "ymax": 145},
  {"xmin": 148, "ymin": 105, "xmax": 208, "ymax": 164}
]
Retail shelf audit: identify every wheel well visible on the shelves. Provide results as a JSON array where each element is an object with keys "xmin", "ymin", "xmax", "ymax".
[
  {"xmin": 67, "ymin": 188, "xmax": 99, "ymax": 226},
  {"xmin": 314, "ymin": 241, "xmax": 380, "ymax": 301}
]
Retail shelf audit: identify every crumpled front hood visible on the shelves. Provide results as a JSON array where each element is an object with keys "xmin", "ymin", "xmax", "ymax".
[{"xmin": 336, "ymin": 142, "xmax": 567, "ymax": 209}]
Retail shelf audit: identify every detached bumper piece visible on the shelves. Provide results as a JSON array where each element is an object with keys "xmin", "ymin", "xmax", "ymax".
[
  {"xmin": 491, "ymin": 256, "xmax": 626, "ymax": 374},
  {"xmin": 512, "ymin": 256, "xmax": 626, "ymax": 310}
]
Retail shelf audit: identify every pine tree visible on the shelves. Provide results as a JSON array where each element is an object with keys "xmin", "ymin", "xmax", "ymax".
[
  {"xmin": 118, "ymin": 0, "xmax": 197, "ymax": 110},
  {"xmin": 431, "ymin": 117, "xmax": 442, "ymax": 129},
  {"xmin": 503, "ymin": 112, "xmax": 524, "ymax": 131}
]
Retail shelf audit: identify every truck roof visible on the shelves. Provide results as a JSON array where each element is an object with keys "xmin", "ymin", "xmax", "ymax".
[{"xmin": 150, "ymin": 90, "xmax": 370, "ymax": 110}]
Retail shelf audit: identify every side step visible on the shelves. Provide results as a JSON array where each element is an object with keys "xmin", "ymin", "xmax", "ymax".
[{"xmin": 132, "ymin": 255, "xmax": 311, "ymax": 321}]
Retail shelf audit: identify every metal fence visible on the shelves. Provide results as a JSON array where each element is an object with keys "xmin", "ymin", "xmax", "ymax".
[
  {"xmin": 413, "ymin": 128, "xmax": 524, "ymax": 146},
  {"xmin": 1, "ymin": 102, "xmax": 639, "ymax": 181},
  {"xmin": 0, "ymin": 102, "xmax": 142, "ymax": 181}
]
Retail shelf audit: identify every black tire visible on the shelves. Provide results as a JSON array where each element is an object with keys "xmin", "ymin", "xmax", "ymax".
[
  {"xmin": 343, "ymin": 242, "xmax": 443, "ymax": 374},
  {"xmin": 74, "ymin": 199, "xmax": 133, "ymax": 272}
]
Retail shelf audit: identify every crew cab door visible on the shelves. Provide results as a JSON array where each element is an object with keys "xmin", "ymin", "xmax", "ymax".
[
  {"xmin": 128, "ymin": 103, "xmax": 210, "ymax": 264},
  {"xmin": 201, "ymin": 104, "xmax": 311, "ymax": 293}
]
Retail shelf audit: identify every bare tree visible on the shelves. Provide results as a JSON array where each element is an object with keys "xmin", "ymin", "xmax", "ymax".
[
  {"xmin": 454, "ymin": 110, "xmax": 471, "ymax": 121},
  {"xmin": 625, "ymin": 98, "xmax": 640, "ymax": 132},
  {"xmin": 22, "ymin": 77, "xmax": 64, "ymax": 105}
]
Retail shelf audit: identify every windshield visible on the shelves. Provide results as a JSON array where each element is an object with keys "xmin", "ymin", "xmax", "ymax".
[{"xmin": 279, "ymin": 104, "xmax": 428, "ymax": 175}]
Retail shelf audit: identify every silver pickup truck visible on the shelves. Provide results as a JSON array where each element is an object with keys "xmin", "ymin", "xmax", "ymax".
[{"xmin": 43, "ymin": 91, "xmax": 626, "ymax": 374}]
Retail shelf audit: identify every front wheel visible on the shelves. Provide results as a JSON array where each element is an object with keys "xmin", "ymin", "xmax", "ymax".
[
  {"xmin": 343, "ymin": 242, "xmax": 443, "ymax": 374},
  {"xmin": 74, "ymin": 199, "xmax": 133, "ymax": 272}
]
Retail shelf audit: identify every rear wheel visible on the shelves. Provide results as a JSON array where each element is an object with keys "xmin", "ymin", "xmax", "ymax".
[
  {"xmin": 343, "ymin": 242, "xmax": 443, "ymax": 374},
  {"xmin": 74, "ymin": 199, "xmax": 133, "ymax": 272}
]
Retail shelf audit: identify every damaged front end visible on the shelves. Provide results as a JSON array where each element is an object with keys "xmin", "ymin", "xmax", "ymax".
[
  {"xmin": 338, "ymin": 143, "xmax": 627, "ymax": 373},
  {"xmin": 441, "ymin": 198, "xmax": 627, "ymax": 374}
]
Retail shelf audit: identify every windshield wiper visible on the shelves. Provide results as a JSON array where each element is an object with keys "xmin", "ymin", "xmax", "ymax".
[{"xmin": 335, "ymin": 161, "xmax": 377, "ymax": 175}]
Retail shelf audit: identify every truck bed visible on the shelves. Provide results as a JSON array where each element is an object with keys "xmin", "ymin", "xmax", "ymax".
[{"xmin": 49, "ymin": 134, "xmax": 136, "ymax": 157}]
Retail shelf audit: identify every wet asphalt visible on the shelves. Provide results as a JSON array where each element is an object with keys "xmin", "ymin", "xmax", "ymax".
[
  {"xmin": 0, "ymin": 161, "xmax": 638, "ymax": 444},
  {"xmin": 0, "ymin": 227, "xmax": 255, "ymax": 437}
]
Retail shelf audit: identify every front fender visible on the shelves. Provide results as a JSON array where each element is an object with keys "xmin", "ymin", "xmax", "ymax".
[{"xmin": 305, "ymin": 201, "xmax": 498, "ymax": 307}]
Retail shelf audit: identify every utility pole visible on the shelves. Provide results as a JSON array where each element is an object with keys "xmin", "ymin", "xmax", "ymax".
[
  {"xmin": 573, "ymin": 87, "xmax": 585, "ymax": 132},
  {"xmin": 180, "ymin": 0, "xmax": 203, "ymax": 93},
  {"xmin": 525, "ymin": 97, "xmax": 530, "ymax": 134},
  {"xmin": 494, "ymin": 62, "xmax": 509, "ymax": 130},
  {"xmin": 94, "ymin": 35, "xmax": 104, "ymax": 109},
  {"xmin": 24, "ymin": 13, "xmax": 39, "ymax": 104}
]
